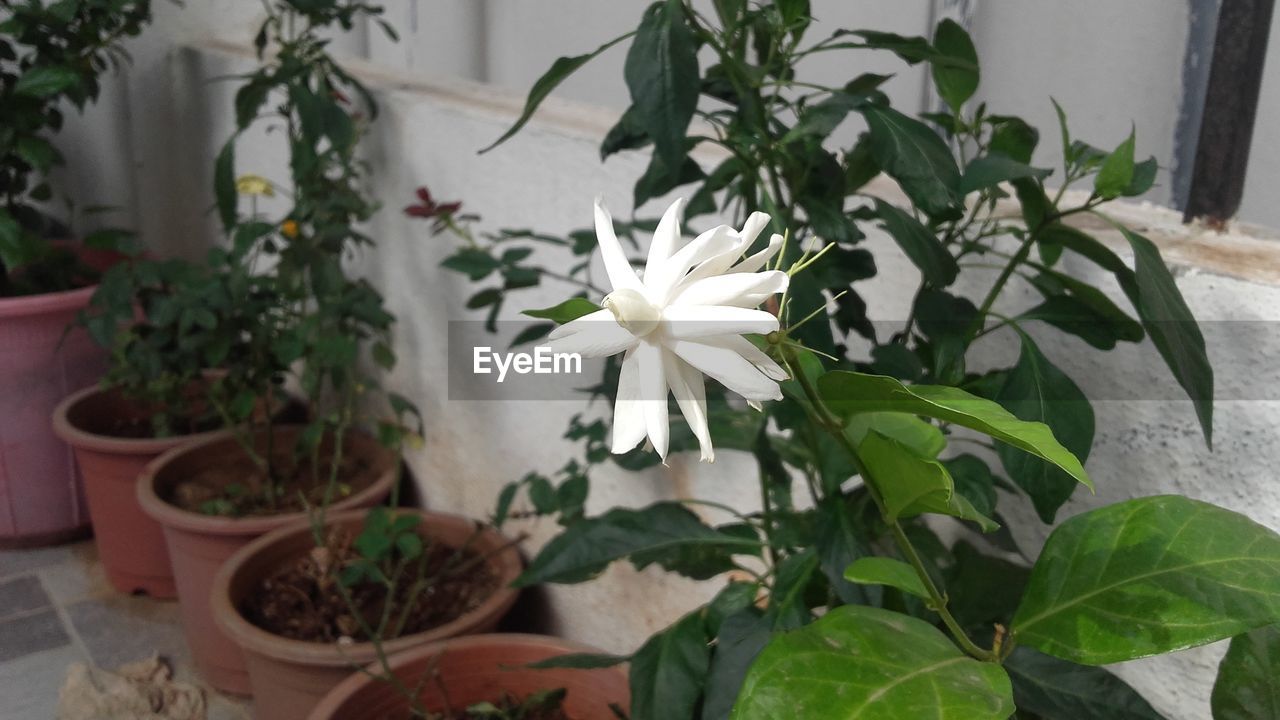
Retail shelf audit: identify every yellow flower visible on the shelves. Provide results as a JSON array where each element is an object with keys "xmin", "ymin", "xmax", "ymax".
[
  {"xmin": 280, "ymin": 219, "xmax": 299, "ymax": 238},
  {"xmin": 235, "ymin": 174, "xmax": 274, "ymax": 197}
]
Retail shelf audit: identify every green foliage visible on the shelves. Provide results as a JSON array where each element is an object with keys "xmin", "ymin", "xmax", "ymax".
[
  {"xmin": 0, "ymin": 0, "xmax": 153, "ymax": 295},
  {"xmin": 1012, "ymin": 496, "xmax": 1280, "ymax": 664},
  {"xmin": 733, "ymin": 605, "xmax": 1015, "ymax": 719},
  {"xmin": 454, "ymin": 4, "xmax": 1236, "ymax": 718},
  {"xmin": 1212, "ymin": 625, "xmax": 1280, "ymax": 720}
]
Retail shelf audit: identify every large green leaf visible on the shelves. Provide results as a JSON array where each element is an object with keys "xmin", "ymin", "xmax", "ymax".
[
  {"xmin": 514, "ymin": 502, "xmax": 760, "ymax": 585},
  {"xmin": 480, "ymin": 31, "xmax": 634, "ymax": 153},
  {"xmin": 625, "ymin": 0, "xmax": 699, "ymax": 173},
  {"xmin": 960, "ymin": 154, "xmax": 1052, "ymax": 195},
  {"xmin": 859, "ymin": 104, "xmax": 961, "ymax": 217},
  {"xmin": 1212, "ymin": 625, "xmax": 1280, "ymax": 720},
  {"xmin": 214, "ymin": 139, "xmax": 237, "ymax": 233},
  {"xmin": 1018, "ymin": 294, "xmax": 1143, "ymax": 351},
  {"xmin": 996, "ymin": 332, "xmax": 1094, "ymax": 523},
  {"xmin": 523, "ymin": 297, "xmax": 600, "ymax": 324},
  {"xmin": 630, "ymin": 612, "xmax": 710, "ymax": 720},
  {"xmin": 1012, "ymin": 496, "xmax": 1280, "ymax": 664},
  {"xmin": 1005, "ymin": 647, "xmax": 1165, "ymax": 720},
  {"xmin": 732, "ymin": 605, "xmax": 1015, "ymax": 720},
  {"xmin": 873, "ymin": 199, "xmax": 959, "ymax": 286},
  {"xmin": 1116, "ymin": 227, "xmax": 1214, "ymax": 448},
  {"xmin": 1093, "ymin": 130, "xmax": 1136, "ymax": 199},
  {"xmin": 818, "ymin": 371, "xmax": 1092, "ymax": 490},
  {"xmin": 931, "ymin": 19, "xmax": 979, "ymax": 112}
]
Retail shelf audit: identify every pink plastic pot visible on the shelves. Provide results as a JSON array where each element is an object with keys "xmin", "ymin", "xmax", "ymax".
[
  {"xmin": 137, "ymin": 427, "xmax": 398, "ymax": 695},
  {"xmin": 0, "ymin": 284, "xmax": 107, "ymax": 547},
  {"xmin": 310, "ymin": 634, "xmax": 631, "ymax": 720},
  {"xmin": 51, "ymin": 383, "xmax": 232, "ymax": 598}
]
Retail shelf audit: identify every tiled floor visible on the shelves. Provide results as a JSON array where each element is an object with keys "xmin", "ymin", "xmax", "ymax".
[{"xmin": 0, "ymin": 541, "xmax": 252, "ymax": 720}]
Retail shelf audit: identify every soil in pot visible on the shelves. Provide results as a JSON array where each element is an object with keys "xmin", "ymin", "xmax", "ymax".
[
  {"xmin": 166, "ymin": 433, "xmax": 383, "ymax": 517},
  {"xmin": 422, "ymin": 688, "xmax": 578, "ymax": 720},
  {"xmin": 242, "ymin": 520, "xmax": 500, "ymax": 643}
]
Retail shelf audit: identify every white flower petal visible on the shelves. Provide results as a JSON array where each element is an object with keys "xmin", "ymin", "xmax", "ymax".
[
  {"xmin": 673, "ymin": 212, "xmax": 772, "ymax": 292},
  {"xmin": 545, "ymin": 309, "xmax": 636, "ymax": 357},
  {"xmin": 595, "ymin": 198, "xmax": 643, "ymax": 293},
  {"xmin": 647, "ymin": 226, "xmax": 737, "ymax": 304},
  {"xmin": 729, "ymin": 233, "xmax": 784, "ymax": 274},
  {"xmin": 636, "ymin": 340, "xmax": 669, "ymax": 459},
  {"xmin": 671, "ymin": 270, "xmax": 789, "ymax": 308},
  {"xmin": 700, "ymin": 334, "xmax": 789, "ymax": 381},
  {"xmin": 645, "ymin": 198, "xmax": 685, "ymax": 281},
  {"xmin": 611, "ymin": 348, "xmax": 647, "ymax": 454},
  {"xmin": 662, "ymin": 305, "xmax": 779, "ymax": 340},
  {"xmin": 739, "ymin": 211, "xmax": 771, "ymax": 247},
  {"xmin": 662, "ymin": 350, "xmax": 714, "ymax": 462},
  {"xmin": 668, "ymin": 338, "xmax": 785, "ymax": 402}
]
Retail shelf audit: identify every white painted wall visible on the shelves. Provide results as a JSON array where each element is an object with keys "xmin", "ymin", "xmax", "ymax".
[{"xmin": 33, "ymin": 3, "xmax": 1280, "ymax": 718}]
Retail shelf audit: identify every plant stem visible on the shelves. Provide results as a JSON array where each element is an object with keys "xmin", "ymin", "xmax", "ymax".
[{"xmin": 779, "ymin": 344, "xmax": 999, "ymax": 663}]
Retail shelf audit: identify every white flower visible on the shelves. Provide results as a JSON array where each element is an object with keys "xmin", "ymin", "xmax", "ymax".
[{"xmin": 545, "ymin": 197, "xmax": 790, "ymax": 463}]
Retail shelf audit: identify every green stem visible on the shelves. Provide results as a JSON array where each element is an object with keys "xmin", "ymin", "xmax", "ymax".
[{"xmin": 779, "ymin": 344, "xmax": 999, "ymax": 663}]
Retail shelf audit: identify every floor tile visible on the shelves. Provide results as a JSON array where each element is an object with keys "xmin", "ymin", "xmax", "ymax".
[
  {"xmin": 64, "ymin": 595, "xmax": 192, "ymax": 671},
  {"xmin": 0, "ymin": 575, "xmax": 52, "ymax": 620},
  {"xmin": 0, "ymin": 608, "xmax": 70, "ymax": 662},
  {"xmin": 0, "ymin": 543, "xmax": 78, "ymax": 579},
  {"xmin": 0, "ymin": 644, "xmax": 86, "ymax": 720},
  {"xmin": 38, "ymin": 544, "xmax": 111, "ymax": 605}
]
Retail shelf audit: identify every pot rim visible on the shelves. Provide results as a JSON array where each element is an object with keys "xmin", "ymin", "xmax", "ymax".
[
  {"xmin": 52, "ymin": 382, "xmax": 228, "ymax": 455},
  {"xmin": 135, "ymin": 425, "xmax": 399, "ymax": 537},
  {"xmin": 211, "ymin": 508, "xmax": 523, "ymax": 666},
  {"xmin": 0, "ymin": 281, "xmax": 98, "ymax": 318},
  {"xmin": 308, "ymin": 633, "xmax": 628, "ymax": 720}
]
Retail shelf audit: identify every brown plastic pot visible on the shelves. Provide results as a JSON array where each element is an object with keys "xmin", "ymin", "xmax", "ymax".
[
  {"xmin": 51, "ymin": 383, "xmax": 231, "ymax": 598},
  {"xmin": 212, "ymin": 508, "xmax": 523, "ymax": 720},
  {"xmin": 310, "ymin": 634, "xmax": 630, "ymax": 720},
  {"xmin": 137, "ymin": 426, "xmax": 397, "ymax": 695}
]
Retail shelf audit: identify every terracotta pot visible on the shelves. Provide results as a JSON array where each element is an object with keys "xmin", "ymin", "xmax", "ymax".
[
  {"xmin": 51, "ymin": 383, "xmax": 231, "ymax": 598},
  {"xmin": 212, "ymin": 508, "xmax": 523, "ymax": 720},
  {"xmin": 0, "ymin": 286, "xmax": 106, "ymax": 547},
  {"xmin": 138, "ymin": 426, "xmax": 398, "ymax": 695},
  {"xmin": 310, "ymin": 634, "xmax": 630, "ymax": 720}
]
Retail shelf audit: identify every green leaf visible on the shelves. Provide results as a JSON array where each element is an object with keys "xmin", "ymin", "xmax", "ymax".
[
  {"xmin": 818, "ymin": 371, "xmax": 1092, "ymax": 491},
  {"xmin": 996, "ymin": 332, "xmax": 1094, "ymax": 523},
  {"xmin": 931, "ymin": 19, "xmax": 979, "ymax": 112},
  {"xmin": 1117, "ymin": 227, "xmax": 1213, "ymax": 447},
  {"xmin": 1005, "ymin": 647, "xmax": 1166, "ymax": 720},
  {"xmin": 860, "ymin": 430, "xmax": 998, "ymax": 532},
  {"xmin": 732, "ymin": 605, "xmax": 1015, "ymax": 720},
  {"xmin": 522, "ymin": 297, "xmax": 600, "ymax": 324},
  {"xmin": 630, "ymin": 612, "xmax": 709, "ymax": 720},
  {"xmin": 945, "ymin": 454, "xmax": 998, "ymax": 519},
  {"xmin": 1019, "ymin": 294, "xmax": 1143, "ymax": 351},
  {"xmin": 480, "ymin": 31, "xmax": 634, "ymax": 153},
  {"xmin": 441, "ymin": 247, "xmax": 502, "ymax": 281},
  {"xmin": 845, "ymin": 412, "xmax": 945, "ymax": 459},
  {"xmin": 988, "ymin": 115, "xmax": 1039, "ymax": 163},
  {"xmin": 960, "ymin": 154, "xmax": 1052, "ymax": 194},
  {"xmin": 844, "ymin": 557, "xmax": 929, "ymax": 600},
  {"xmin": 1094, "ymin": 129, "xmax": 1136, "ymax": 199},
  {"xmin": 625, "ymin": 0, "xmax": 699, "ymax": 173},
  {"xmin": 214, "ymin": 139, "xmax": 237, "ymax": 232},
  {"xmin": 872, "ymin": 199, "xmax": 958, "ymax": 286},
  {"xmin": 514, "ymin": 502, "xmax": 760, "ymax": 586},
  {"xmin": 1124, "ymin": 157, "xmax": 1159, "ymax": 197},
  {"xmin": 14, "ymin": 66, "xmax": 79, "ymax": 97},
  {"xmin": 1212, "ymin": 625, "xmax": 1280, "ymax": 720},
  {"xmin": 1011, "ymin": 495, "xmax": 1280, "ymax": 664},
  {"xmin": 783, "ymin": 92, "xmax": 866, "ymax": 142},
  {"xmin": 15, "ymin": 136, "xmax": 60, "ymax": 173},
  {"xmin": 702, "ymin": 610, "xmax": 772, "ymax": 720},
  {"xmin": 859, "ymin": 104, "xmax": 961, "ymax": 217}
]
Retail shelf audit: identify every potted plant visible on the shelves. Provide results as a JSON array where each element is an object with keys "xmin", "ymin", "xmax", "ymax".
[
  {"xmin": 211, "ymin": 508, "xmax": 524, "ymax": 720},
  {"xmin": 439, "ymin": 4, "xmax": 1278, "ymax": 719},
  {"xmin": 0, "ymin": 0, "xmax": 153, "ymax": 546},
  {"xmin": 309, "ymin": 634, "xmax": 631, "ymax": 720},
  {"xmin": 136, "ymin": 0, "xmax": 419, "ymax": 694}
]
